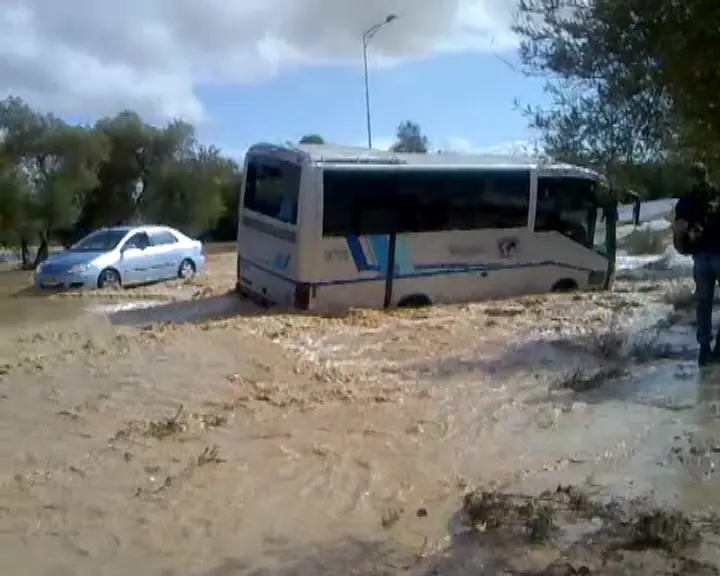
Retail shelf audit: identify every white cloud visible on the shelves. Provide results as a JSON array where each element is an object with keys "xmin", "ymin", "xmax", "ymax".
[
  {"xmin": 0, "ymin": 0, "xmax": 517, "ymax": 123},
  {"xmin": 445, "ymin": 137, "xmax": 542, "ymax": 155}
]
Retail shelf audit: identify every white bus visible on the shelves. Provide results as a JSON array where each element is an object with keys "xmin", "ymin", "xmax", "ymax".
[{"xmin": 236, "ymin": 143, "xmax": 617, "ymax": 311}]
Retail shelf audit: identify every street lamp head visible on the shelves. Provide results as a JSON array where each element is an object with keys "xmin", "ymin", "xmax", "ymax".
[{"xmin": 385, "ymin": 14, "xmax": 397, "ymax": 23}]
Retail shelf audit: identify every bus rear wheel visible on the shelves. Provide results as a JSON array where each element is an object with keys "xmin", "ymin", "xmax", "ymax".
[{"xmin": 397, "ymin": 294, "xmax": 432, "ymax": 308}]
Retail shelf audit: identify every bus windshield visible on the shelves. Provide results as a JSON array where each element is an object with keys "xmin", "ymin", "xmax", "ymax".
[
  {"xmin": 242, "ymin": 156, "xmax": 301, "ymax": 225},
  {"xmin": 593, "ymin": 182, "xmax": 617, "ymax": 259},
  {"xmin": 535, "ymin": 176, "xmax": 601, "ymax": 252}
]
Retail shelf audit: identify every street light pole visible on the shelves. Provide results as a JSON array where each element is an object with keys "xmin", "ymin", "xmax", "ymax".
[
  {"xmin": 362, "ymin": 14, "xmax": 397, "ymax": 149},
  {"xmin": 362, "ymin": 38, "xmax": 372, "ymax": 149}
]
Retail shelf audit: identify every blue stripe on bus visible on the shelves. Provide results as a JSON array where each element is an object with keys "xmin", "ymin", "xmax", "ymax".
[
  {"xmin": 345, "ymin": 234, "xmax": 396, "ymax": 273},
  {"xmin": 346, "ymin": 236, "xmax": 379, "ymax": 272},
  {"xmin": 367, "ymin": 235, "xmax": 390, "ymax": 273},
  {"xmin": 346, "ymin": 235, "xmax": 442, "ymax": 275},
  {"xmin": 240, "ymin": 256, "xmax": 594, "ymax": 287}
]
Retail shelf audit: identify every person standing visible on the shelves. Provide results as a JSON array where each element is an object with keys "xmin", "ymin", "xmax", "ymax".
[{"xmin": 673, "ymin": 162, "xmax": 720, "ymax": 365}]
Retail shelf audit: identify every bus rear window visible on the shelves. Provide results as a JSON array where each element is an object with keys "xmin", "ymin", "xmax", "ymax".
[{"xmin": 243, "ymin": 157, "xmax": 301, "ymax": 224}]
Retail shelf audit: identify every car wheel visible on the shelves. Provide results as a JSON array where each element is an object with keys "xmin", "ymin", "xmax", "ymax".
[
  {"xmin": 178, "ymin": 258, "xmax": 196, "ymax": 280},
  {"xmin": 97, "ymin": 268, "xmax": 121, "ymax": 289}
]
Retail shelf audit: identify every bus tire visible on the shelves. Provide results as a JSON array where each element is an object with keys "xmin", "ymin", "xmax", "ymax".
[
  {"xmin": 397, "ymin": 294, "xmax": 432, "ymax": 308},
  {"xmin": 551, "ymin": 278, "xmax": 578, "ymax": 292},
  {"xmin": 237, "ymin": 286, "xmax": 271, "ymax": 309}
]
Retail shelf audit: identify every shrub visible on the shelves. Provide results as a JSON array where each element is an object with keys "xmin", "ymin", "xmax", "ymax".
[{"xmin": 621, "ymin": 227, "xmax": 669, "ymax": 255}]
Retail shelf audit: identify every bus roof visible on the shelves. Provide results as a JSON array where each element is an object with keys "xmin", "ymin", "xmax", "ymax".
[{"xmin": 245, "ymin": 142, "xmax": 600, "ymax": 179}]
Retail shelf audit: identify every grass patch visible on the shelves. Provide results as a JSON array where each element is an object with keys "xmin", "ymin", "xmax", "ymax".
[
  {"xmin": 111, "ymin": 404, "xmax": 228, "ymax": 441},
  {"xmin": 660, "ymin": 280, "xmax": 720, "ymax": 314},
  {"xmin": 662, "ymin": 280, "xmax": 696, "ymax": 311},
  {"xmin": 546, "ymin": 314, "xmax": 691, "ymax": 396},
  {"xmin": 461, "ymin": 485, "xmax": 703, "ymax": 552},
  {"xmin": 134, "ymin": 443, "xmax": 225, "ymax": 499},
  {"xmin": 621, "ymin": 227, "xmax": 669, "ymax": 255},
  {"xmin": 455, "ymin": 484, "xmax": 715, "ymax": 574}
]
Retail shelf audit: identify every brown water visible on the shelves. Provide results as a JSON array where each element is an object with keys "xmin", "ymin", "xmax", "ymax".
[
  {"xmin": 1, "ymin": 259, "xmax": 719, "ymax": 574},
  {"xmin": 0, "ymin": 269, "xmax": 88, "ymax": 326}
]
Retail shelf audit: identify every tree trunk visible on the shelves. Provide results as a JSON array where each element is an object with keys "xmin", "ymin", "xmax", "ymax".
[
  {"xmin": 32, "ymin": 233, "xmax": 49, "ymax": 269},
  {"xmin": 20, "ymin": 237, "xmax": 32, "ymax": 270}
]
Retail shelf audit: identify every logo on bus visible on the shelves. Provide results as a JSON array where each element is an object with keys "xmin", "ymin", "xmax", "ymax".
[
  {"xmin": 497, "ymin": 237, "xmax": 518, "ymax": 258},
  {"xmin": 325, "ymin": 249, "xmax": 350, "ymax": 263}
]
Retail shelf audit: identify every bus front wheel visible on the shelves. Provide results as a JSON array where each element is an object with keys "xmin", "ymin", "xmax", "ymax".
[{"xmin": 551, "ymin": 279, "xmax": 578, "ymax": 292}]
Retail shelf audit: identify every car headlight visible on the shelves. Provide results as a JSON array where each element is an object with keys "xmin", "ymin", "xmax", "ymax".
[
  {"xmin": 35, "ymin": 262, "xmax": 44, "ymax": 274},
  {"xmin": 68, "ymin": 263, "xmax": 90, "ymax": 274}
]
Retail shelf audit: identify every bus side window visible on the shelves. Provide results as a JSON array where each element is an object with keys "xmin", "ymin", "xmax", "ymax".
[{"xmin": 354, "ymin": 175, "xmax": 403, "ymax": 235}]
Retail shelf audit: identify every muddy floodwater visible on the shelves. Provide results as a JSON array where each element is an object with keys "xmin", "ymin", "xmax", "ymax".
[{"xmin": 1, "ymin": 247, "xmax": 720, "ymax": 574}]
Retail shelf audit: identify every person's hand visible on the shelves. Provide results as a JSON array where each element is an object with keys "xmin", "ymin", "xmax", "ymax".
[
  {"xmin": 673, "ymin": 218, "xmax": 693, "ymax": 254},
  {"xmin": 688, "ymin": 224, "xmax": 704, "ymax": 240}
]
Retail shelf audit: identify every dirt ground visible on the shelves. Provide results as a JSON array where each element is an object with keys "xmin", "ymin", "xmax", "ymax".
[{"xmin": 1, "ymin": 247, "xmax": 719, "ymax": 574}]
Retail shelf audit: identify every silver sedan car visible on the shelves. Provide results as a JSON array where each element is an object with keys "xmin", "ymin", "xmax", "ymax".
[{"xmin": 34, "ymin": 225, "xmax": 207, "ymax": 290}]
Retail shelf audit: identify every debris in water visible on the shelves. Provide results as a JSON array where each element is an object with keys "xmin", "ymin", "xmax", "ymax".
[
  {"xmin": 460, "ymin": 484, "xmax": 707, "ymax": 555},
  {"xmin": 145, "ymin": 405, "xmax": 186, "ymax": 439},
  {"xmin": 553, "ymin": 367, "xmax": 626, "ymax": 393},
  {"xmin": 627, "ymin": 510, "xmax": 700, "ymax": 553},
  {"xmin": 111, "ymin": 404, "xmax": 229, "ymax": 441},
  {"xmin": 381, "ymin": 506, "xmax": 404, "ymax": 528},
  {"xmin": 197, "ymin": 445, "xmax": 224, "ymax": 466}
]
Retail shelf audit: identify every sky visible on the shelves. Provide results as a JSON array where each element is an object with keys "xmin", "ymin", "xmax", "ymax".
[{"xmin": 0, "ymin": 0, "xmax": 550, "ymax": 160}]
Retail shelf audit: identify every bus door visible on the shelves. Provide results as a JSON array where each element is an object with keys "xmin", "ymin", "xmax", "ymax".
[
  {"xmin": 352, "ymin": 186, "xmax": 404, "ymax": 308},
  {"xmin": 352, "ymin": 206, "xmax": 401, "ymax": 308}
]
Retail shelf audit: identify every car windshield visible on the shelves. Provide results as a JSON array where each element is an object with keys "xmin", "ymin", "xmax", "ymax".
[{"xmin": 71, "ymin": 230, "xmax": 127, "ymax": 252}]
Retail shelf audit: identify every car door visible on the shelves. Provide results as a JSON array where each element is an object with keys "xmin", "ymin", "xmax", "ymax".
[
  {"xmin": 119, "ymin": 232, "xmax": 152, "ymax": 284},
  {"xmin": 148, "ymin": 230, "xmax": 181, "ymax": 279}
]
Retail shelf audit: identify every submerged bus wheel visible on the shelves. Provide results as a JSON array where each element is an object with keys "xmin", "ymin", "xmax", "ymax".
[
  {"xmin": 551, "ymin": 278, "xmax": 578, "ymax": 292},
  {"xmin": 397, "ymin": 294, "xmax": 432, "ymax": 308}
]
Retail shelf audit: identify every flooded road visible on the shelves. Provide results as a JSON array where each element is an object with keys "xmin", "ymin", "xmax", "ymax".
[
  {"xmin": 0, "ymin": 268, "xmax": 91, "ymax": 327},
  {"xmin": 1, "ymin": 250, "xmax": 719, "ymax": 573}
]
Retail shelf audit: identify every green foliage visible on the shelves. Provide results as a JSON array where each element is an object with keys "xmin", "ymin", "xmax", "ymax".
[
  {"xmin": 391, "ymin": 121, "xmax": 429, "ymax": 153},
  {"xmin": 0, "ymin": 150, "xmax": 31, "ymax": 246},
  {"xmin": 0, "ymin": 97, "xmax": 109, "ymax": 261},
  {"xmin": 142, "ymin": 146, "xmax": 238, "ymax": 235},
  {"xmin": 298, "ymin": 134, "xmax": 325, "ymax": 144},
  {"xmin": 0, "ymin": 96, "xmax": 242, "ymax": 265},
  {"xmin": 514, "ymin": 0, "xmax": 720, "ymax": 186}
]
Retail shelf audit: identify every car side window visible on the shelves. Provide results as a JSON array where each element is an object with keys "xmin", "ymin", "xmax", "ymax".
[
  {"xmin": 149, "ymin": 231, "xmax": 179, "ymax": 246},
  {"xmin": 123, "ymin": 232, "xmax": 150, "ymax": 250}
]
